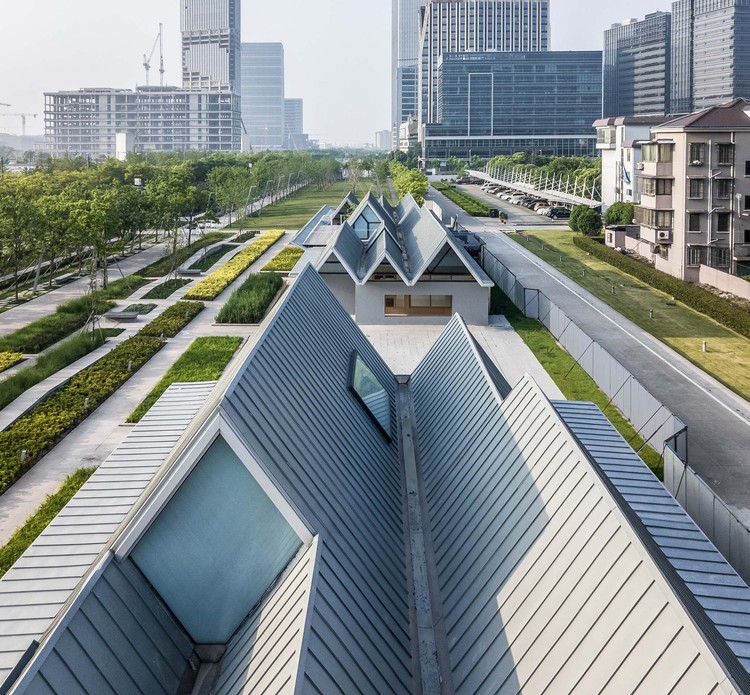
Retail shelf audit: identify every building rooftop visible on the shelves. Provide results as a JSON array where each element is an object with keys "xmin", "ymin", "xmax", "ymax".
[
  {"xmin": 1, "ymin": 267, "xmax": 749, "ymax": 693},
  {"xmin": 659, "ymin": 98, "xmax": 750, "ymax": 130}
]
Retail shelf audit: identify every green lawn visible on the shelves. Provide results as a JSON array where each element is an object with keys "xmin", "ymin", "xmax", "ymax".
[
  {"xmin": 189, "ymin": 244, "xmax": 238, "ymax": 271},
  {"xmin": 127, "ymin": 336, "xmax": 243, "ymax": 423},
  {"xmin": 143, "ymin": 279, "xmax": 192, "ymax": 300},
  {"xmin": 510, "ymin": 229, "xmax": 750, "ymax": 402},
  {"xmin": 229, "ymin": 180, "xmax": 373, "ymax": 231},
  {"xmin": 491, "ymin": 287, "xmax": 664, "ymax": 477},
  {"xmin": 0, "ymin": 468, "xmax": 95, "ymax": 579}
]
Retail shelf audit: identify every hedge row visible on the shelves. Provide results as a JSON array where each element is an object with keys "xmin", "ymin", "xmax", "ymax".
[
  {"xmin": 573, "ymin": 235, "xmax": 750, "ymax": 339},
  {"xmin": 0, "ymin": 353, "xmax": 24, "ymax": 374},
  {"xmin": 0, "ymin": 299, "xmax": 205, "ymax": 494},
  {"xmin": 216, "ymin": 273, "xmax": 284, "ymax": 324},
  {"xmin": 262, "ymin": 246, "xmax": 304, "ymax": 272},
  {"xmin": 432, "ymin": 181, "xmax": 500, "ymax": 217},
  {"xmin": 138, "ymin": 301, "xmax": 205, "ymax": 338},
  {"xmin": 183, "ymin": 230, "xmax": 285, "ymax": 300}
]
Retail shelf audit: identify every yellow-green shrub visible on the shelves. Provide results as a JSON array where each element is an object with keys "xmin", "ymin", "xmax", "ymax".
[
  {"xmin": 184, "ymin": 230, "xmax": 285, "ymax": 300},
  {"xmin": 262, "ymin": 246, "xmax": 304, "ymax": 272},
  {"xmin": 0, "ymin": 353, "xmax": 24, "ymax": 374}
]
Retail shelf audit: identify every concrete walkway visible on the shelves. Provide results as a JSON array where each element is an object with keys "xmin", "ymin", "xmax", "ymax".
[
  {"xmin": 0, "ymin": 234, "xmax": 289, "ymax": 544},
  {"xmin": 363, "ymin": 316, "xmax": 563, "ymax": 399},
  {"xmin": 428, "ymin": 186, "xmax": 750, "ymax": 525}
]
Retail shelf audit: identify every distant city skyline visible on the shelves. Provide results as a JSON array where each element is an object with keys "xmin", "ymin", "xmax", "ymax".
[{"xmin": 1, "ymin": 0, "xmax": 673, "ymax": 145}]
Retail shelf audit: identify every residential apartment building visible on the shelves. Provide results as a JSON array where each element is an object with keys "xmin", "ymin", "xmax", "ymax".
[
  {"xmin": 634, "ymin": 98, "xmax": 750, "ymax": 285},
  {"xmin": 392, "ymin": 0, "xmax": 427, "ymax": 139},
  {"xmin": 181, "ymin": 0, "xmax": 241, "ymax": 92},
  {"xmin": 594, "ymin": 115, "xmax": 667, "ymax": 210},
  {"xmin": 603, "ymin": 13, "xmax": 672, "ymax": 118},
  {"xmin": 422, "ymin": 51, "xmax": 601, "ymax": 161},
  {"xmin": 418, "ymin": 0, "xmax": 550, "ymax": 126},
  {"xmin": 42, "ymin": 86, "xmax": 242, "ymax": 158},
  {"xmin": 240, "ymin": 43, "xmax": 285, "ymax": 150},
  {"xmin": 671, "ymin": 0, "xmax": 750, "ymax": 114}
]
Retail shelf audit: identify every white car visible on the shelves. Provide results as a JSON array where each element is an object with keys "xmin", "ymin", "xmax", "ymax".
[{"xmin": 536, "ymin": 206, "xmax": 551, "ymax": 216}]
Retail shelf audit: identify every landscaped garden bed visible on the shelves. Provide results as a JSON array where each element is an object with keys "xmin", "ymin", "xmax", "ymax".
[
  {"xmin": 262, "ymin": 246, "xmax": 304, "ymax": 272},
  {"xmin": 0, "ymin": 353, "xmax": 24, "ymax": 374},
  {"xmin": 183, "ymin": 230, "xmax": 285, "ymax": 301},
  {"xmin": 128, "ymin": 336, "xmax": 242, "ymax": 423},
  {"xmin": 189, "ymin": 244, "xmax": 238, "ymax": 272},
  {"xmin": 432, "ymin": 181, "xmax": 503, "ymax": 217},
  {"xmin": 216, "ymin": 273, "xmax": 284, "ymax": 324},
  {"xmin": 137, "ymin": 232, "xmax": 233, "ymax": 277},
  {"xmin": 0, "ymin": 301, "xmax": 204, "ymax": 494},
  {"xmin": 123, "ymin": 303, "xmax": 157, "ymax": 315}
]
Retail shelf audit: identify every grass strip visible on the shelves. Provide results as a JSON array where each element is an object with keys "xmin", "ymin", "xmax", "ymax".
[
  {"xmin": 226, "ymin": 180, "xmax": 363, "ymax": 230},
  {"xmin": 123, "ymin": 304, "xmax": 156, "ymax": 315},
  {"xmin": 143, "ymin": 279, "xmax": 192, "ymax": 300},
  {"xmin": 216, "ymin": 273, "xmax": 284, "ymax": 324},
  {"xmin": 189, "ymin": 244, "xmax": 237, "ymax": 272},
  {"xmin": 573, "ymin": 234, "xmax": 750, "ymax": 338},
  {"xmin": 184, "ymin": 230, "xmax": 285, "ymax": 301},
  {"xmin": 432, "ymin": 181, "xmax": 501, "ymax": 217},
  {"xmin": 0, "ymin": 329, "xmax": 122, "ymax": 411},
  {"xmin": 0, "ymin": 302, "xmax": 203, "ymax": 494},
  {"xmin": 491, "ymin": 287, "xmax": 664, "ymax": 478},
  {"xmin": 262, "ymin": 246, "xmax": 304, "ymax": 272},
  {"xmin": 0, "ymin": 297, "xmax": 116, "ymax": 354},
  {"xmin": 0, "ymin": 353, "xmax": 24, "ymax": 374},
  {"xmin": 0, "ymin": 468, "xmax": 95, "ymax": 579},
  {"xmin": 128, "ymin": 337, "xmax": 242, "ymax": 423},
  {"xmin": 512, "ymin": 231, "xmax": 750, "ymax": 403},
  {"xmin": 97, "ymin": 275, "xmax": 152, "ymax": 300},
  {"xmin": 137, "ymin": 232, "xmax": 233, "ymax": 277}
]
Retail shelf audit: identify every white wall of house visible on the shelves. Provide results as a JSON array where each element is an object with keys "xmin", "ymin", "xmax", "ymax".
[
  {"xmin": 321, "ymin": 274, "xmax": 356, "ymax": 315},
  {"xmin": 354, "ymin": 281, "xmax": 490, "ymax": 326}
]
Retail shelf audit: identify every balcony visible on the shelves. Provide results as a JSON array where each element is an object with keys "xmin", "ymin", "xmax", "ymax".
[
  {"xmin": 734, "ymin": 244, "xmax": 750, "ymax": 260},
  {"xmin": 639, "ymin": 193, "xmax": 673, "ymax": 209},
  {"xmin": 640, "ymin": 161, "xmax": 674, "ymax": 178}
]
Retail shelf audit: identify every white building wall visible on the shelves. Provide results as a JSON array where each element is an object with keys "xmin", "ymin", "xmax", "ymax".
[{"xmin": 354, "ymin": 281, "xmax": 489, "ymax": 325}]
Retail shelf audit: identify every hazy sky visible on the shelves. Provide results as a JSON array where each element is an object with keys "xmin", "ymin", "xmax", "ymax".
[{"xmin": 0, "ymin": 0, "xmax": 673, "ymax": 144}]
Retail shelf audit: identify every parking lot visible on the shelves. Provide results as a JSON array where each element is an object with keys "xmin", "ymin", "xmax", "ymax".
[{"xmin": 455, "ymin": 183, "xmax": 572, "ymax": 227}]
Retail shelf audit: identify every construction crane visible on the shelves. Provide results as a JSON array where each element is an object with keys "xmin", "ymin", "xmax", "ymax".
[
  {"xmin": 0, "ymin": 113, "xmax": 37, "ymax": 136},
  {"xmin": 0, "ymin": 103, "xmax": 10, "ymax": 107},
  {"xmin": 143, "ymin": 24, "xmax": 165, "ymax": 86}
]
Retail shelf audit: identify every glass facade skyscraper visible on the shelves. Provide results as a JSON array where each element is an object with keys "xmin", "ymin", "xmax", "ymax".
[
  {"xmin": 392, "ymin": 0, "xmax": 427, "ymax": 136},
  {"xmin": 181, "ymin": 0, "xmax": 241, "ymax": 92},
  {"xmin": 419, "ymin": 1, "xmax": 550, "ymax": 125},
  {"xmin": 671, "ymin": 0, "xmax": 750, "ymax": 113},
  {"xmin": 241, "ymin": 43, "xmax": 285, "ymax": 150},
  {"xmin": 603, "ymin": 13, "xmax": 672, "ymax": 118},
  {"xmin": 423, "ymin": 51, "xmax": 602, "ymax": 160}
]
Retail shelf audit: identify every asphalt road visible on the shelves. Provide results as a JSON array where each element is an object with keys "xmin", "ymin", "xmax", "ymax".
[{"xmin": 427, "ymin": 185, "xmax": 750, "ymax": 525}]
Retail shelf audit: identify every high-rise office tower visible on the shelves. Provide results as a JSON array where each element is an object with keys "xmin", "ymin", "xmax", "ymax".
[
  {"xmin": 284, "ymin": 98, "xmax": 304, "ymax": 149},
  {"xmin": 419, "ymin": 0, "xmax": 550, "ymax": 125},
  {"xmin": 603, "ymin": 13, "xmax": 672, "ymax": 118},
  {"xmin": 671, "ymin": 0, "xmax": 750, "ymax": 113},
  {"xmin": 241, "ymin": 43, "xmax": 285, "ymax": 150},
  {"xmin": 181, "ymin": 0, "xmax": 241, "ymax": 91},
  {"xmin": 392, "ymin": 0, "xmax": 427, "ymax": 138}
]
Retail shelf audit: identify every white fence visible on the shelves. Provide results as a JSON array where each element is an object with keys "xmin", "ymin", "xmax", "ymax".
[
  {"xmin": 483, "ymin": 250, "xmax": 687, "ymax": 459},
  {"xmin": 664, "ymin": 447, "xmax": 750, "ymax": 585}
]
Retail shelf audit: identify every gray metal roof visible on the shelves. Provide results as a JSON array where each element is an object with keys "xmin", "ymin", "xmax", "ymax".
[
  {"xmin": 291, "ymin": 205, "xmax": 335, "ymax": 247},
  {"xmin": 555, "ymin": 399, "xmax": 750, "ymax": 679},
  {"xmin": 410, "ymin": 317, "xmax": 745, "ymax": 694},
  {"xmin": 315, "ymin": 195, "xmax": 493, "ymax": 288},
  {"xmin": 221, "ymin": 267, "xmax": 412, "ymax": 693},
  {"xmin": 0, "ymin": 382, "xmax": 216, "ymax": 689}
]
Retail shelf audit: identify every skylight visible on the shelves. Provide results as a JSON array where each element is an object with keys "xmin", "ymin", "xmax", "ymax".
[{"xmin": 349, "ymin": 352, "xmax": 392, "ymax": 440}]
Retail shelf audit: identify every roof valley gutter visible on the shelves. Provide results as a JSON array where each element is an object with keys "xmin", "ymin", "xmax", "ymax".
[{"xmin": 397, "ymin": 380, "xmax": 453, "ymax": 695}]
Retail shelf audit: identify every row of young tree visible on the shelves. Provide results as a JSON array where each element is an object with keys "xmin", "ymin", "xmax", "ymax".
[{"xmin": 0, "ymin": 152, "xmax": 341, "ymax": 300}]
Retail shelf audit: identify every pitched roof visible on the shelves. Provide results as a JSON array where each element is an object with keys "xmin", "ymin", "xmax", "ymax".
[
  {"xmin": 1, "ymin": 267, "xmax": 748, "ymax": 694},
  {"xmin": 658, "ymin": 98, "xmax": 750, "ymax": 130}
]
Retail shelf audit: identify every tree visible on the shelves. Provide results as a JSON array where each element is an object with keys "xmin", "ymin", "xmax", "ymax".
[
  {"xmin": 345, "ymin": 157, "xmax": 364, "ymax": 195},
  {"xmin": 390, "ymin": 162, "xmax": 428, "ymax": 205},
  {"xmin": 0, "ymin": 175, "xmax": 40, "ymax": 302},
  {"xmin": 447, "ymin": 156, "xmax": 467, "ymax": 175},
  {"xmin": 604, "ymin": 202, "xmax": 635, "ymax": 226},
  {"xmin": 570, "ymin": 205, "xmax": 602, "ymax": 236}
]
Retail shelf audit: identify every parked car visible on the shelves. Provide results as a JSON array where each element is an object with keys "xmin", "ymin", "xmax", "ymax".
[
  {"xmin": 536, "ymin": 206, "xmax": 552, "ymax": 216},
  {"xmin": 548, "ymin": 207, "xmax": 571, "ymax": 219}
]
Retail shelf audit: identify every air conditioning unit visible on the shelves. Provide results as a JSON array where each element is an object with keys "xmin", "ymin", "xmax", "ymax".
[
  {"xmin": 636, "ymin": 162, "xmax": 645, "ymax": 170},
  {"xmin": 656, "ymin": 230, "xmax": 671, "ymax": 242},
  {"xmin": 691, "ymin": 160, "xmax": 704, "ymax": 166}
]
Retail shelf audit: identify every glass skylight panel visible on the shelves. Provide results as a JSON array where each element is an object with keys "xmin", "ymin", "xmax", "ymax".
[{"xmin": 349, "ymin": 352, "xmax": 392, "ymax": 439}]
